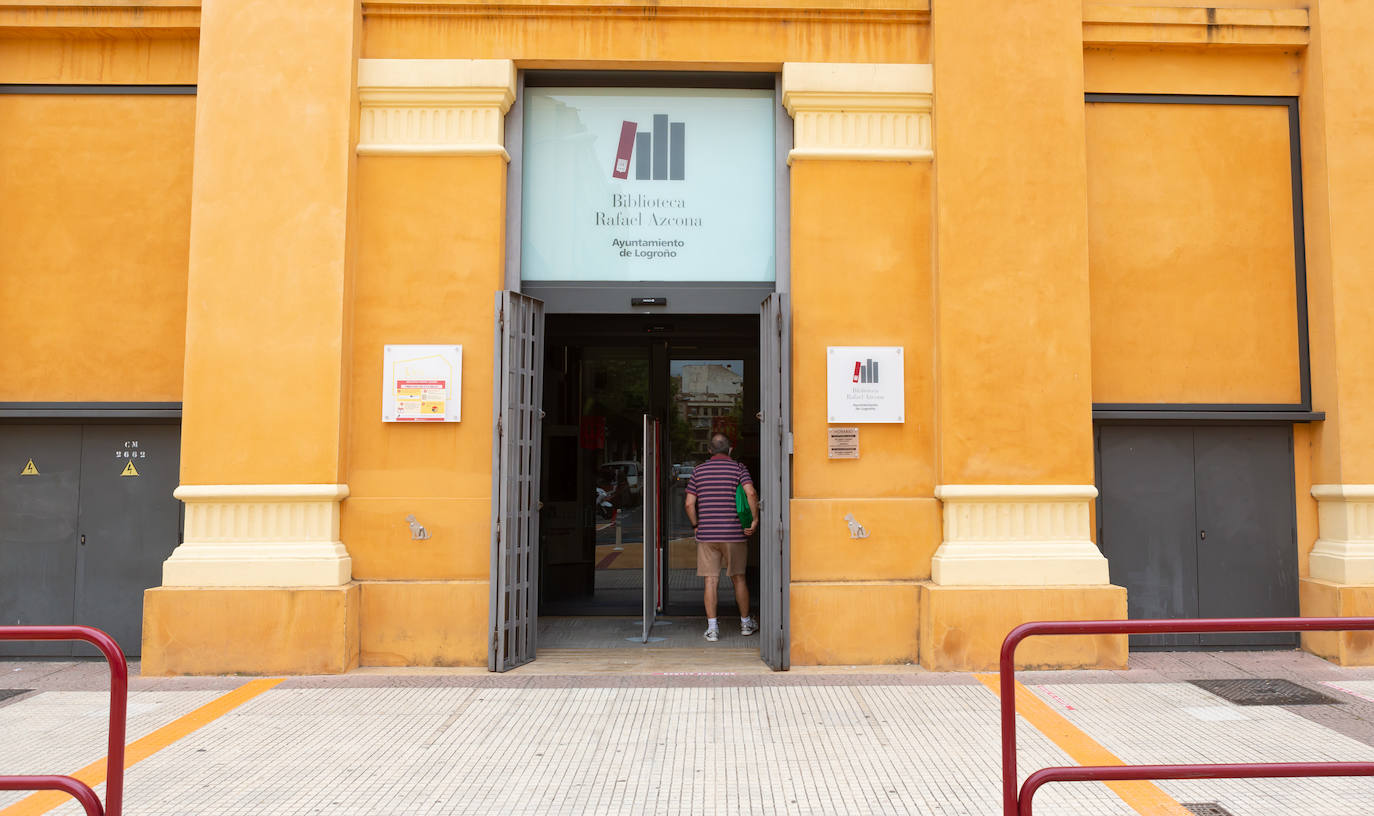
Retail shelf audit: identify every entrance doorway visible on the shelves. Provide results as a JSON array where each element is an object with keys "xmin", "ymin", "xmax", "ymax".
[
  {"xmin": 490, "ymin": 293, "xmax": 792, "ymax": 671},
  {"xmin": 538, "ymin": 315, "xmax": 760, "ymax": 629}
]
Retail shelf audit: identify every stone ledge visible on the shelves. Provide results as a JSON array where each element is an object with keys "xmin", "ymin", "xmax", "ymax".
[{"xmin": 1083, "ymin": 3, "xmax": 1309, "ymax": 48}]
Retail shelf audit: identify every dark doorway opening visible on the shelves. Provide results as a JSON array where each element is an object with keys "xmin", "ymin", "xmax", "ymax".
[{"xmin": 537, "ymin": 315, "xmax": 761, "ymax": 622}]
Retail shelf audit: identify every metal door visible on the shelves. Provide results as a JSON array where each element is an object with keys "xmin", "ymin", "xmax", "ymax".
[
  {"xmin": 1098, "ymin": 424, "xmax": 1300, "ymax": 649},
  {"xmin": 641, "ymin": 415, "xmax": 661, "ymax": 642},
  {"xmin": 0, "ymin": 427, "xmax": 82, "ymax": 656},
  {"xmin": 1193, "ymin": 425, "xmax": 1298, "ymax": 647},
  {"xmin": 75, "ymin": 426, "xmax": 181, "ymax": 657},
  {"xmin": 759, "ymin": 293, "xmax": 791, "ymax": 670},
  {"xmin": 489, "ymin": 291, "xmax": 546, "ymax": 671},
  {"xmin": 1098, "ymin": 426, "xmax": 1201, "ymax": 648}
]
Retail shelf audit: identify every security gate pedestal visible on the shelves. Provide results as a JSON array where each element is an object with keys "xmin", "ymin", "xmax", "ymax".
[{"xmin": 642, "ymin": 415, "xmax": 661, "ymax": 643}]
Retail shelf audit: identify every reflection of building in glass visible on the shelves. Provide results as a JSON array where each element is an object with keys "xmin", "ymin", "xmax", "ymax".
[{"xmin": 673, "ymin": 364, "xmax": 744, "ymax": 456}]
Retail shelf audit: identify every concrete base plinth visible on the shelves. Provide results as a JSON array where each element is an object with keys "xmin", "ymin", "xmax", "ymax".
[
  {"xmin": 918, "ymin": 582, "xmax": 1128, "ymax": 671},
  {"xmin": 1300, "ymin": 578, "xmax": 1374, "ymax": 666},
  {"xmin": 142, "ymin": 584, "xmax": 359, "ymax": 675}
]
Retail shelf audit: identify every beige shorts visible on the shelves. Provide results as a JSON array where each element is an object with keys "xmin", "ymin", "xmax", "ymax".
[{"xmin": 697, "ymin": 538, "xmax": 747, "ymax": 577}]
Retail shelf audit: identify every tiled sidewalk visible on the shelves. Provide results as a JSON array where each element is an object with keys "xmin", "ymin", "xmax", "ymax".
[{"xmin": 2, "ymin": 651, "xmax": 1374, "ymax": 815}]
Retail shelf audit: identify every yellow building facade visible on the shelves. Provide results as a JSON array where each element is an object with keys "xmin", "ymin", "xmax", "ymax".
[{"xmin": 3, "ymin": 0, "xmax": 1374, "ymax": 673}]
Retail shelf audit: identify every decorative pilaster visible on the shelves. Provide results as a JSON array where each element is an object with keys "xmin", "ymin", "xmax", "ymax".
[
  {"xmin": 163, "ymin": 485, "xmax": 351, "ymax": 587},
  {"xmin": 357, "ymin": 59, "xmax": 516, "ymax": 159},
  {"xmin": 930, "ymin": 485, "xmax": 1110, "ymax": 585},
  {"xmin": 1309, "ymin": 485, "xmax": 1374, "ymax": 584},
  {"xmin": 781, "ymin": 62, "xmax": 933, "ymax": 163}
]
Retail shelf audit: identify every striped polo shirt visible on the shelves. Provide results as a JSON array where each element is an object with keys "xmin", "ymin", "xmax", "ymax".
[{"xmin": 686, "ymin": 454, "xmax": 754, "ymax": 543}]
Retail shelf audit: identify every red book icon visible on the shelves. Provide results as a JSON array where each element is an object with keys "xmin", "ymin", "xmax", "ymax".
[
  {"xmin": 613, "ymin": 121, "xmax": 637, "ymax": 179},
  {"xmin": 853, "ymin": 362, "xmax": 862, "ymax": 383}
]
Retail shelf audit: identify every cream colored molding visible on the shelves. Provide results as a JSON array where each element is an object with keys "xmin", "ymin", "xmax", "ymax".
[
  {"xmin": 1083, "ymin": 4, "xmax": 1309, "ymax": 48},
  {"xmin": 1309, "ymin": 485, "xmax": 1374, "ymax": 585},
  {"xmin": 781, "ymin": 62, "xmax": 933, "ymax": 164},
  {"xmin": 930, "ymin": 485, "xmax": 1111, "ymax": 586},
  {"xmin": 357, "ymin": 59, "xmax": 516, "ymax": 159},
  {"xmin": 162, "ymin": 484, "xmax": 352, "ymax": 587},
  {"xmin": 362, "ymin": 1, "xmax": 931, "ymax": 26}
]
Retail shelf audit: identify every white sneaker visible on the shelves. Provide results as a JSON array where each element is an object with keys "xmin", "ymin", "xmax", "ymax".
[
  {"xmin": 741, "ymin": 618, "xmax": 758, "ymax": 637},
  {"xmin": 704, "ymin": 627, "xmax": 719, "ymax": 642}
]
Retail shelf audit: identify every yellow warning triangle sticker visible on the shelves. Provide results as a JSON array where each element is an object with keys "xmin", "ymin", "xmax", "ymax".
[
  {"xmin": 120, "ymin": 461, "xmax": 139, "ymax": 477},
  {"xmin": 20, "ymin": 459, "xmax": 39, "ymax": 476}
]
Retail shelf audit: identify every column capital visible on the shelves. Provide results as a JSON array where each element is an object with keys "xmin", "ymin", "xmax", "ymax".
[
  {"xmin": 931, "ymin": 484, "xmax": 1110, "ymax": 586},
  {"xmin": 781, "ymin": 62, "xmax": 933, "ymax": 164},
  {"xmin": 1310, "ymin": 484, "xmax": 1374, "ymax": 585},
  {"xmin": 163, "ymin": 484, "xmax": 352, "ymax": 587},
  {"xmin": 357, "ymin": 58, "xmax": 517, "ymax": 159}
]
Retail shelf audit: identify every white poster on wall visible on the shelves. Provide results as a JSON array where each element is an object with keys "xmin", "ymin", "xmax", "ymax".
[
  {"xmin": 827, "ymin": 347, "xmax": 905, "ymax": 423},
  {"xmin": 383, "ymin": 345, "xmax": 462, "ymax": 422},
  {"xmin": 521, "ymin": 87, "xmax": 776, "ymax": 282}
]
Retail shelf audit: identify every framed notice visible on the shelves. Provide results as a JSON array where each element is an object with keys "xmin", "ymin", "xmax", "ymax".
[
  {"xmin": 383, "ymin": 345, "xmax": 462, "ymax": 422},
  {"xmin": 827, "ymin": 347, "xmax": 904, "ymax": 423}
]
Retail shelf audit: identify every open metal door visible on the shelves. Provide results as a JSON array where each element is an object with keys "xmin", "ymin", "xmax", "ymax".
[
  {"xmin": 759, "ymin": 293, "xmax": 791, "ymax": 670},
  {"xmin": 489, "ymin": 291, "xmax": 545, "ymax": 672},
  {"xmin": 642, "ymin": 415, "xmax": 662, "ymax": 642}
]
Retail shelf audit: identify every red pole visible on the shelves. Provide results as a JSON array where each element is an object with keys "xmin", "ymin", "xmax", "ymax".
[
  {"xmin": 0, "ymin": 776, "xmax": 105, "ymax": 816},
  {"xmin": 1000, "ymin": 617, "xmax": 1374, "ymax": 816},
  {"xmin": 0, "ymin": 626, "xmax": 126, "ymax": 816},
  {"xmin": 1018, "ymin": 762, "xmax": 1374, "ymax": 816}
]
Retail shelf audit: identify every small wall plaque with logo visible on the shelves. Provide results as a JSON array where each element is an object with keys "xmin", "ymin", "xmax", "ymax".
[
  {"xmin": 828, "ymin": 427, "xmax": 859, "ymax": 459},
  {"xmin": 826, "ymin": 346, "xmax": 905, "ymax": 423}
]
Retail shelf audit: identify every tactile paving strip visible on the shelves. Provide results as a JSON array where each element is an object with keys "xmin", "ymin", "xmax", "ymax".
[{"xmin": 1189, "ymin": 678, "xmax": 1338, "ymax": 706}]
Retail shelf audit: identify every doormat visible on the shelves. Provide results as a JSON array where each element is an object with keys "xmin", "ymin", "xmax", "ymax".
[
  {"xmin": 1183, "ymin": 804, "xmax": 1238, "ymax": 816},
  {"xmin": 1190, "ymin": 678, "xmax": 1338, "ymax": 706},
  {"xmin": 0, "ymin": 689, "xmax": 33, "ymax": 703}
]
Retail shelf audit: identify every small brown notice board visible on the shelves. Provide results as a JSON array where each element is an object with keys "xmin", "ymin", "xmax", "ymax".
[{"xmin": 827, "ymin": 427, "xmax": 858, "ymax": 459}]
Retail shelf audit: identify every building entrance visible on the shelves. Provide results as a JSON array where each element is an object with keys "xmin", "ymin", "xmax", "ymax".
[
  {"xmin": 490, "ymin": 292, "xmax": 792, "ymax": 671},
  {"xmin": 538, "ymin": 315, "xmax": 761, "ymax": 625}
]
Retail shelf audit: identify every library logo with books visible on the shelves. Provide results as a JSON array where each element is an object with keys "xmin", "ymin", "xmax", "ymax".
[{"xmin": 612, "ymin": 116, "xmax": 686, "ymax": 181}]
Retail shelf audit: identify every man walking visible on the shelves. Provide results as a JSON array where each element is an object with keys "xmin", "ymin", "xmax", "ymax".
[{"xmin": 684, "ymin": 432, "xmax": 760, "ymax": 642}]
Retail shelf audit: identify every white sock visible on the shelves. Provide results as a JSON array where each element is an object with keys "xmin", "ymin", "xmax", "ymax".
[
  {"xmin": 742, "ymin": 616, "xmax": 754, "ymax": 625},
  {"xmin": 707, "ymin": 618, "xmax": 719, "ymax": 630}
]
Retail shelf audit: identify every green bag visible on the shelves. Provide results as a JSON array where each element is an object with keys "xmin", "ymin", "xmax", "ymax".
[{"xmin": 735, "ymin": 479, "xmax": 753, "ymax": 530}]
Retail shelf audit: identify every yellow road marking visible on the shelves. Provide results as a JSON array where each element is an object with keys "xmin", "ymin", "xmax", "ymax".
[
  {"xmin": 1, "ymin": 678, "xmax": 283, "ymax": 816},
  {"xmin": 974, "ymin": 673, "xmax": 1193, "ymax": 816}
]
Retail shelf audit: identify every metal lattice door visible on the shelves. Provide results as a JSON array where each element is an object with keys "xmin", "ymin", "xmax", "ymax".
[
  {"xmin": 759, "ymin": 293, "xmax": 791, "ymax": 670},
  {"xmin": 489, "ymin": 291, "xmax": 545, "ymax": 672}
]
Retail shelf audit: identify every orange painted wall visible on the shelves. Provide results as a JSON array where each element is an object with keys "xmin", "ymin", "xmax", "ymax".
[
  {"xmin": 178, "ymin": 0, "xmax": 360, "ymax": 486},
  {"xmin": 0, "ymin": 93, "xmax": 195, "ymax": 401},
  {"xmin": 1086, "ymin": 102, "xmax": 1302, "ymax": 405},
  {"xmin": 1084, "ymin": 48, "xmax": 1301, "ymax": 96},
  {"xmin": 0, "ymin": 37, "xmax": 198, "ymax": 85},
  {"xmin": 790, "ymin": 161, "xmax": 934, "ymax": 499},
  {"xmin": 932, "ymin": 0, "xmax": 1095, "ymax": 486},
  {"xmin": 343, "ymin": 156, "xmax": 507, "ymax": 581},
  {"xmin": 1301, "ymin": 0, "xmax": 1374, "ymax": 485},
  {"xmin": 361, "ymin": 0, "xmax": 929, "ymax": 66}
]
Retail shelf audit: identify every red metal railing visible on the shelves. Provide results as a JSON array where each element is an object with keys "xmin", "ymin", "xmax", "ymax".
[
  {"xmin": 1000, "ymin": 617, "xmax": 1374, "ymax": 816},
  {"xmin": 0, "ymin": 626, "xmax": 128, "ymax": 816}
]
